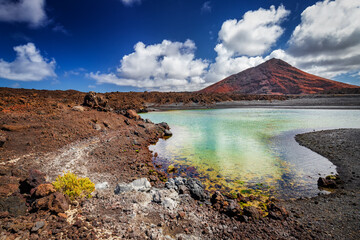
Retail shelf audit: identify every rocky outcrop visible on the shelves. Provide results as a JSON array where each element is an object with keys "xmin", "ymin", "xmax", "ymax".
[
  {"xmin": 317, "ymin": 175, "xmax": 342, "ymax": 189},
  {"xmin": 165, "ymin": 177, "xmax": 209, "ymax": 201},
  {"xmin": 125, "ymin": 109, "xmax": 141, "ymax": 120},
  {"xmin": 83, "ymin": 91, "xmax": 111, "ymax": 111},
  {"xmin": 114, "ymin": 178, "xmax": 151, "ymax": 194}
]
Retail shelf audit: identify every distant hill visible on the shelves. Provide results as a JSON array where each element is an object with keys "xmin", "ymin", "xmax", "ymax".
[{"xmin": 199, "ymin": 58, "xmax": 359, "ymax": 95}]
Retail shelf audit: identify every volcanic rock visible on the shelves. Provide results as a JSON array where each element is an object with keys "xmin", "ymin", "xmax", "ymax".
[
  {"xmin": 32, "ymin": 183, "xmax": 56, "ymax": 198},
  {"xmin": 33, "ymin": 192, "xmax": 69, "ymax": 213},
  {"xmin": 114, "ymin": 178, "xmax": 151, "ymax": 194},
  {"xmin": 267, "ymin": 203, "xmax": 288, "ymax": 220},
  {"xmin": 20, "ymin": 169, "xmax": 46, "ymax": 194},
  {"xmin": 199, "ymin": 58, "xmax": 358, "ymax": 95},
  {"xmin": 0, "ymin": 132, "xmax": 7, "ymax": 147},
  {"xmin": 83, "ymin": 91, "xmax": 110, "ymax": 111},
  {"xmin": 318, "ymin": 177, "xmax": 337, "ymax": 188},
  {"xmin": 243, "ymin": 206, "xmax": 261, "ymax": 219},
  {"xmin": 125, "ymin": 109, "xmax": 141, "ymax": 120}
]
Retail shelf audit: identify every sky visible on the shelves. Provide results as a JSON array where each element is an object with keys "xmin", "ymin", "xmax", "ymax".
[{"xmin": 0, "ymin": 0, "xmax": 359, "ymax": 92}]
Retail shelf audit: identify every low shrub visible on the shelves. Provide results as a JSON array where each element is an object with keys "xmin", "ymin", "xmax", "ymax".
[{"xmin": 52, "ymin": 172, "xmax": 95, "ymax": 200}]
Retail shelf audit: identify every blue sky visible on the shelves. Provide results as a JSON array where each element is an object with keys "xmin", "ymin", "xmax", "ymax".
[{"xmin": 0, "ymin": 0, "xmax": 359, "ymax": 92}]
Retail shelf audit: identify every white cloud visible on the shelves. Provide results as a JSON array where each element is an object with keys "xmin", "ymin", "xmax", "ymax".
[
  {"xmin": 201, "ymin": 1, "xmax": 212, "ymax": 13},
  {"xmin": 205, "ymin": 5, "xmax": 289, "ymax": 83},
  {"xmin": 0, "ymin": 43, "xmax": 56, "ymax": 81},
  {"xmin": 0, "ymin": 0, "xmax": 47, "ymax": 27},
  {"xmin": 120, "ymin": 0, "xmax": 142, "ymax": 6},
  {"xmin": 286, "ymin": 0, "xmax": 360, "ymax": 78},
  {"xmin": 218, "ymin": 5, "xmax": 290, "ymax": 57},
  {"xmin": 90, "ymin": 40, "xmax": 209, "ymax": 91},
  {"xmin": 53, "ymin": 24, "xmax": 70, "ymax": 35}
]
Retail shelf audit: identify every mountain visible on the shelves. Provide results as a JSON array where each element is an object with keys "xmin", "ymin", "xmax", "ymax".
[{"xmin": 199, "ymin": 58, "xmax": 358, "ymax": 95}]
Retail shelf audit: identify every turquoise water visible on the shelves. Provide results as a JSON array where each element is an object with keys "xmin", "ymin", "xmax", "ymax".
[{"xmin": 142, "ymin": 108, "xmax": 360, "ymax": 199}]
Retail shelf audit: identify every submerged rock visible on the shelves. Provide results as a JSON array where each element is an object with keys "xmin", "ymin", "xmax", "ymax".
[
  {"xmin": 114, "ymin": 178, "xmax": 151, "ymax": 194},
  {"xmin": 318, "ymin": 175, "xmax": 340, "ymax": 189}
]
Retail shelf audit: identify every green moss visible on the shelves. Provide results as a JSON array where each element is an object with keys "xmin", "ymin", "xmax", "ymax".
[
  {"xmin": 52, "ymin": 172, "xmax": 95, "ymax": 200},
  {"xmin": 240, "ymin": 189, "xmax": 252, "ymax": 194},
  {"xmin": 228, "ymin": 192, "xmax": 238, "ymax": 199}
]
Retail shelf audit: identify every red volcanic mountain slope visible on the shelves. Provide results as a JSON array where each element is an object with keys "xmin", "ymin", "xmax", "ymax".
[{"xmin": 199, "ymin": 58, "xmax": 358, "ymax": 95}]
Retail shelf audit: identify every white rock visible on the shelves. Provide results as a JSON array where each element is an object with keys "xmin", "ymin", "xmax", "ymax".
[
  {"xmin": 95, "ymin": 182, "xmax": 109, "ymax": 190},
  {"xmin": 162, "ymin": 197, "xmax": 177, "ymax": 210}
]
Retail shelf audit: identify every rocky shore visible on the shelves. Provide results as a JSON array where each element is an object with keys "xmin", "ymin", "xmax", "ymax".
[
  {"xmin": 288, "ymin": 129, "xmax": 360, "ymax": 240},
  {"xmin": 0, "ymin": 88, "xmax": 359, "ymax": 239}
]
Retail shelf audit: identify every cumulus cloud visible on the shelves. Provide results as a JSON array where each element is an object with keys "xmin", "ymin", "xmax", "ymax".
[
  {"xmin": 218, "ymin": 5, "xmax": 290, "ymax": 57},
  {"xmin": 205, "ymin": 5, "xmax": 289, "ymax": 83},
  {"xmin": 0, "ymin": 43, "xmax": 56, "ymax": 81},
  {"xmin": 286, "ymin": 0, "xmax": 360, "ymax": 78},
  {"xmin": 120, "ymin": 0, "xmax": 142, "ymax": 6},
  {"xmin": 0, "ymin": 0, "xmax": 47, "ymax": 27},
  {"xmin": 90, "ymin": 40, "xmax": 209, "ymax": 91}
]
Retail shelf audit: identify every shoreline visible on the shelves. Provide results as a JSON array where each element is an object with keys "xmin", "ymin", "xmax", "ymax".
[
  {"xmin": 147, "ymin": 96, "xmax": 360, "ymax": 111},
  {"xmin": 1, "ymin": 88, "xmax": 359, "ymax": 239},
  {"xmin": 285, "ymin": 129, "xmax": 360, "ymax": 240}
]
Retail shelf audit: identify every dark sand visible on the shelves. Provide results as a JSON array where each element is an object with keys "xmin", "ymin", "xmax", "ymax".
[{"xmin": 286, "ymin": 129, "xmax": 360, "ymax": 240}]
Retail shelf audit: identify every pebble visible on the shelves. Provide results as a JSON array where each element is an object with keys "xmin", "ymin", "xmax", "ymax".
[{"xmin": 31, "ymin": 221, "xmax": 45, "ymax": 232}]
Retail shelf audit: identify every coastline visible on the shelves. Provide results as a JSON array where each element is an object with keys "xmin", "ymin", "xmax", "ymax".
[
  {"xmin": 147, "ymin": 95, "xmax": 360, "ymax": 111},
  {"xmin": 286, "ymin": 129, "xmax": 360, "ymax": 240},
  {"xmin": 0, "ymin": 88, "xmax": 359, "ymax": 239}
]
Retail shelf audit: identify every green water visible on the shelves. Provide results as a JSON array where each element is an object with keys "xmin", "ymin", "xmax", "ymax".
[{"xmin": 142, "ymin": 108, "xmax": 360, "ymax": 199}]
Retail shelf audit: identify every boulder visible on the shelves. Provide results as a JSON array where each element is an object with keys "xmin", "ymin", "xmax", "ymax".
[
  {"xmin": 267, "ymin": 203, "xmax": 288, "ymax": 220},
  {"xmin": 165, "ymin": 177, "xmax": 208, "ymax": 201},
  {"xmin": 243, "ymin": 206, "xmax": 261, "ymax": 219},
  {"xmin": 20, "ymin": 169, "xmax": 46, "ymax": 194},
  {"xmin": 114, "ymin": 178, "xmax": 151, "ymax": 194},
  {"xmin": 125, "ymin": 109, "xmax": 140, "ymax": 120},
  {"xmin": 211, "ymin": 191, "xmax": 228, "ymax": 211},
  {"xmin": 83, "ymin": 91, "xmax": 110, "ymax": 111},
  {"xmin": 159, "ymin": 122, "xmax": 170, "ymax": 130},
  {"xmin": 186, "ymin": 178, "xmax": 208, "ymax": 201},
  {"xmin": 162, "ymin": 197, "xmax": 177, "ymax": 210},
  {"xmin": 318, "ymin": 177, "xmax": 337, "ymax": 188},
  {"xmin": 145, "ymin": 119, "xmax": 153, "ymax": 124},
  {"xmin": 32, "ymin": 183, "xmax": 56, "ymax": 198},
  {"xmin": 164, "ymin": 129, "xmax": 173, "ymax": 136},
  {"xmin": 33, "ymin": 192, "xmax": 69, "ymax": 213},
  {"xmin": 95, "ymin": 182, "xmax": 109, "ymax": 190}
]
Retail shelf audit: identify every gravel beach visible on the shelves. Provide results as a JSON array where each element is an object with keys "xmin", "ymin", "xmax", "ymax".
[{"xmin": 286, "ymin": 129, "xmax": 360, "ymax": 240}]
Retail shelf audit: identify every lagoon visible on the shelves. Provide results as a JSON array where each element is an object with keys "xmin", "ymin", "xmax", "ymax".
[{"xmin": 143, "ymin": 108, "xmax": 360, "ymax": 199}]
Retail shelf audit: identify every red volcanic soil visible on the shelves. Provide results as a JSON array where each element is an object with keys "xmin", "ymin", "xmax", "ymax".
[{"xmin": 199, "ymin": 58, "xmax": 359, "ymax": 95}]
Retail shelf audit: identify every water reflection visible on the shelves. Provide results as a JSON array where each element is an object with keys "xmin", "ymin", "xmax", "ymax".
[{"xmin": 144, "ymin": 108, "xmax": 360, "ymax": 199}]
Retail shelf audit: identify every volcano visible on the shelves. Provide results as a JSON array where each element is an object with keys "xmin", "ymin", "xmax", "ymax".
[{"xmin": 199, "ymin": 58, "xmax": 358, "ymax": 95}]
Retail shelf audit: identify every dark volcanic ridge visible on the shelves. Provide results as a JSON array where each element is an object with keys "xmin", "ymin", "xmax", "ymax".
[{"xmin": 199, "ymin": 58, "xmax": 359, "ymax": 95}]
